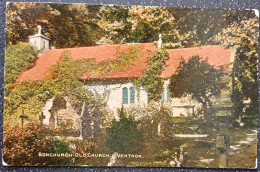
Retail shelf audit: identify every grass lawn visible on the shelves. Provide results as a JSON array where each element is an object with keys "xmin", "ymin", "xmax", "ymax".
[
  {"xmin": 181, "ymin": 126, "xmax": 257, "ymax": 168},
  {"xmin": 228, "ymin": 128, "xmax": 257, "ymax": 169}
]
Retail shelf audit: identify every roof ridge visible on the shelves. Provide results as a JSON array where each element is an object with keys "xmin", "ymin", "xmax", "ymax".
[
  {"xmin": 167, "ymin": 45, "xmax": 226, "ymax": 51},
  {"xmin": 49, "ymin": 42, "xmax": 155, "ymax": 51}
]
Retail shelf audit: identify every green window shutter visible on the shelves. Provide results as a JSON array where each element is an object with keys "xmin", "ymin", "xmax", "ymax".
[
  {"xmin": 130, "ymin": 87, "xmax": 135, "ymax": 104},
  {"xmin": 167, "ymin": 89, "xmax": 172, "ymax": 102},
  {"xmin": 122, "ymin": 87, "xmax": 128, "ymax": 104},
  {"xmin": 161, "ymin": 91, "xmax": 164, "ymax": 103}
]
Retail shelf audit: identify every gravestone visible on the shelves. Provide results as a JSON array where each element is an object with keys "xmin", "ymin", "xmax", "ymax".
[
  {"xmin": 107, "ymin": 152, "xmax": 121, "ymax": 166},
  {"xmin": 216, "ymin": 122, "xmax": 230, "ymax": 168},
  {"xmin": 93, "ymin": 110, "xmax": 101, "ymax": 136},
  {"xmin": 80, "ymin": 102, "xmax": 93, "ymax": 139}
]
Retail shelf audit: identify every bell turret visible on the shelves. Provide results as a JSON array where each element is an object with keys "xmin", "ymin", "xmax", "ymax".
[{"xmin": 29, "ymin": 25, "xmax": 50, "ymax": 50}]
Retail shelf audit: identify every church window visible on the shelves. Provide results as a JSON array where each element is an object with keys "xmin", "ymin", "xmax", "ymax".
[
  {"xmin": 122, "ymin": 87, "xmax": 128, "ymax": 104},
  {"xmin": 161, "ymin": 91, "xmax": 164, "ymax": 103},
  {"xmin": 130, "ymin": 87, "xmax": 135, "ymax": 104},
  {"xmin": 167, "ymin": 89, "xmax": 172, "ymax": 102}
]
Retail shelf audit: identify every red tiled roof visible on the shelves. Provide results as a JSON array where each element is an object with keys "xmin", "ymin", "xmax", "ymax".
[
  {"xmin": 16, "ymin": 43, "xmax": 155, "ymax": 81},
  {"xmin": 16, "ymin": 44, "xmax": 232, "ymax": 82},
  {"xmin": 161, "ymin": 46, "xmax": 233, "ymax": 78}
]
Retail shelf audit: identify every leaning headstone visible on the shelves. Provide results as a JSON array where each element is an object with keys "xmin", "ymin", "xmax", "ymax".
[
  {"xmin": 107, "ymin": 152, "xmax": 121, "ymax": 166},
  {"xmin": 93, "ymin": 111, "xmax": 101, "ymax": 136},
  {"xmin": 80, "ymin": 102, "xmax": 93, "ymax": 139},
  {"xmin": 179, "ymin": 146, "xmax": 184, "ymax": 165}
]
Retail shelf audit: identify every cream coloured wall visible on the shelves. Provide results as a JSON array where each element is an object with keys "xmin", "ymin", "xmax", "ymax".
[
  {"xmin": 29, "ymin": 36, "xmax": 49, "ymax": 50},
  {"xmin": 85, "ymin": 82, "xmax": 148, "ymax": 115},
  {"xmin": 85, "ymin": 80, "xmax": 198, "ymax": 117}
]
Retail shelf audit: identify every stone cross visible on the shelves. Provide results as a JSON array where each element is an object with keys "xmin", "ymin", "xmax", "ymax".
[
  {"xmin": 158, "ymin": 33, "xmax": 162, "ymax": 49},
  {"xmin": 20, "ymin": 110, "xmax": 28, "ymax": 128},
  {"xmin": 37, "ymin": 25, "xmax": 42, "ymax": 34}
]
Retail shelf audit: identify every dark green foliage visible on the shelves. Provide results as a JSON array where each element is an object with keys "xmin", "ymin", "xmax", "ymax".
[
  {"xmin": 107, "ymin": 107, "xmax": 143, "ymax": 154},
  {"xmin": 168, "ymin": 8, "xmax": 255, "ymax": 47},
  {"xmin": 137, "ymin": 107, "xmax": 187, "ymax": 166},
  {"xmin": 4, "ymin": 43, "xmax": 39, "ymax": 85},
  {"xmin": 169, "ymin": 56, "xmax": 225, "ymax": 117},
  {"xmin": 136, "ymin": 47, "xmax": 169, "ymax": 102},
  {"xmin": 215, "ymin": 18, "xmax": 258, "ymax": 127}
]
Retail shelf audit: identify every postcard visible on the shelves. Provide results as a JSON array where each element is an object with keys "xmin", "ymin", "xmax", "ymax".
[{"xmin": 3, "ymin": 2, "xmax": 258, "ymax": 168}]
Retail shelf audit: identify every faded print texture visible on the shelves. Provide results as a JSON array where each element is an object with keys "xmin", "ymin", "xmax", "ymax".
[{"xmin": 3, "ymin": 3, "xmax": 258, "ymax": 168}]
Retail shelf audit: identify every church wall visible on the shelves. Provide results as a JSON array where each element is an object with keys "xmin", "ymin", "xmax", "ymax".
[
  {"xmin": 84, "ymin": 80, "xmax": 199, "ymax": 117},
  {"xmin": 84, "ymin": 82, "xmax": 148, "ymax": 115}
]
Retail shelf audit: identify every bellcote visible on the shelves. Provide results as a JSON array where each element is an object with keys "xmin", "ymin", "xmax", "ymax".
[{"xmin": 29, "ymin": 25, "xmax": 50, "ymax": 50}]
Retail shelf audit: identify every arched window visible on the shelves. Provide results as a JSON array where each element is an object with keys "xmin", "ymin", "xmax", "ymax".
[
  {"xmin": 122, "ymin": 87, "xmax": 128, "ymax": 104},
  {"xmin": 167, "ymin": 89, "xmax": 172, "ymax": 102},
  {"xmin": 130, "ymin": 87, "xmax": 135, "ymax": 104}
]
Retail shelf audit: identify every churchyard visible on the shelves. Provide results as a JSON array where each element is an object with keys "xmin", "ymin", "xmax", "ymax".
[{"xmin": 3, "ymin": 3, "xmax": 258, "ymax": 168}]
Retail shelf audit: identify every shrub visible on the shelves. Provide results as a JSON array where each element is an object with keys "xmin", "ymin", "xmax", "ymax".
[
  {"xmin": 3, "ymin": 121, "xmax": 72, "ymax": 166},
  {"xmin": 106, "ymin": 107, "xmax": 144, "ymax": 154},
  {"xmin": 4, "ymin": 43, "xmax": 39, "ymax": 85}
]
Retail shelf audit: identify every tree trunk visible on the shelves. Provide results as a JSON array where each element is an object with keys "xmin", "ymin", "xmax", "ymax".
[
  {"xmin": 195, "ymin": 96, "xmax": 214, "ymax": 119},
  {"xmin": 196, "ymin": 96, "xmax": 208, "ymax": 116},
  {"xmin": 204, "ymin": 96, "xmax": 214, "ymax": 119}
]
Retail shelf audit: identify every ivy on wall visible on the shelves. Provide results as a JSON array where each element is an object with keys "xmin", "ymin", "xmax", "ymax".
[
  {"xmin": 76, "ymin": 44, "xmax": 142, "ymax": 77},
  {"xmin": 4, "ymin": 43, "xmax": 143, "ymax": 126},
  {"xmin": 135, "ymin": 46, "xmax": 169, "ymax": 102}
]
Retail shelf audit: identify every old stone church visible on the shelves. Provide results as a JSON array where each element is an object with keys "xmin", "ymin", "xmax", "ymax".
[{"xmin": 17, "ymin": 25, "xmax": 234, "ymax": 133}]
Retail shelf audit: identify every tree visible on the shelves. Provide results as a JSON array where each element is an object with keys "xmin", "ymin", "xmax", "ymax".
[
  {"xmin": 6, "ymin": 3, "xmax": 49, "ymax": 45},
  {"xmin": 6, "ymin": 3, "xmax": 103, "ymax": 48},
  {"xmin": 167, "ymin": 8, "xmax": 255, "ymax": 47},
  {"xmin": 98, "ymin": 5, "xmax": 176, "ymax": 44},
  {"xmin": 4, "ymin": 43, "xmax": 39, "ymax": 85},
  {"xmin": 106, "ymin": 107, "xmax": 143, "ymax": 154},
  {"xmin": 169, "ymin": 56, "xmax": 226, "ymax": 117},
  {"xmin": 214, "ymin": 17, "xmax": 258, "ymax": 126}
]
